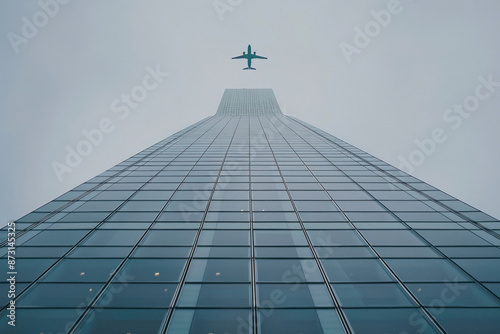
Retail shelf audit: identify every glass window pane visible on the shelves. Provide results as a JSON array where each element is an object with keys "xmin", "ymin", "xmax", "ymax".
[
  {"xmin": 258, "ymin": 283, "xmax": 333, "ymax": 307},
  {"xmin": 252, "ymin": 191, "xmax": 289, "ymax": 200},
  {"xmin": 484, "ymin": 283, "xmax": 500, "ymax": 299},
  {"xmin": 212, "ymin": 190, "xmax": 249, "ymax": 200},
  {"xmin": 187, "ymin": 259, "xmax": 250, "ymax": 282},
  {"xmin": 294, "ymin": 200, "xmax": 338, "ymax": 212},
  {"xmin": 300, "ymin": 211, "xmax": 346, "ymax": 222},
  {"xmin": 18, "ymin": 283, "xmax": 101, "ymax": 307},
  {"xmin": 254, "ymin": 230, "xmax": 308, "ymax": 246},
  {"xmin": 132, "ymin": 246, "xmax": 191, "ymax": 258},
  {"xmin": 336, "ymin": 200, "xmax": 385, "ymax": 212},
  {"xmin": 256, "ymin": 259, "xmax": 323, "ymax": 283},
  {"xmin": 208, "ymin": 200, "xmax": 249, "ymax": 212},
  {"xmin": 76, "ymin": 309, "xmax": 166, "ymax": 334},
  {"xmin": 152, "ymin": 222, "xmax": 201, "ymax": 229},
  {"xmin": 252, "ymin": 200, "xmax": 294, "ymax": 211},
  {"xmin": 42, "ymin": 259, "xmax": 121, "ymax": 283},
  {"xmin": 258, "ymin": 309, "xmax": 345, "ymax": 334},
  {"xmin": 380, "ymin": 200, "xmax": 434, "ymax": 211},
  {"xmin": 353, "ymin": 222, "xmax": 408, "ymax": 229},
  {"xmin": 108, "ymin": 211, "xmax": 158, "ymax": 222},
  {"xmin": 76, "ymin": 200, "xmax": 122, "ymax": 212},
  {"xmin": 95, "ymin": 283, "xmax": 176, "ymax": 308},
  {"xmin": 332, "ymin": 283, "xmax": 415, "ymax": 307},
  {"xmin": 255, "ymin": 247, "xmax": 313, "ymax": 258},
  {"xmin": 165, "ymin": 200, "xmax": 208, "ymax": 212},
  {"xmin": 431, "ymin": 308, "xmax": 500, "ymax": 334},
  {"xmin": 82, "ymin": 230, "xmax": 144, "ymax": 246},
  {"xmin": 321, "ymin": 259, "xmax": 394, "ymax": 282},
  {"xmin": 23, "ymin": 230, "xmax": 88, "ymax": 246},
  {"xmin": 203, "ymin": 222, "xmax": 250, "ymax": 229},
  {"xmin": 315, "ymin": 246, "xmax": 375, "ymax": 258},
  {"xmin": 167, "ymin": 309, "xmax": 251, "ymax": 334},
  {"xmin": 194, "ymin": 246, "xmax": 250, "ymax": 258},
  {"xmin": 0, "ymin": 309, "xmax": 79, "ymax": 334},
  {"xmin": 328, "ymin": 190, "xmax": 372, "ymax": 200},
  {"xmin": 360, "ymin": 230, "xmax": 427, "ymax": 246},
  {"xmin": 119, "ymin": 200, "xmax": 166, "ymax": 212},
  {"xmin": 98, "ymin": 222, "xmax": 150, "ymax": 229},
  {"xmin": 407, "ymin": 282, "xmax": 500, "ymax": 307},
  {"xmin": 67, "ymin": 246, "xmax": 132, "ymax": 258},
  {"xmin": 417, "ymin": 230, "xmax": 492, "ymax": 246},
  {"xmin": 290, "ymin": 190, "xmax": 330, "ymax": 200},
  {"xmin": 15, "ymin": 246, "xmax": 70, "ymax": 258},
  {"xmin": 198, "ymin": 230, "xmax": 250, "ymax": 246},
  {"xmin": 438, "ymin": 246, "xmax": 500, "ymax": 258},
  {"xmin": 177, "ymin": 283, "xmax": 251, "ymax": 307},
  {"xmin": 307, "ymin": 230, "xmax": 366, "ymax": 246},
  {"xmin": 141, "ymin": 230, "xmax": 197, "ymax": 246},
  {"xmin": 118, "ymin": 259, "xmax": 186, "ymax": 282},
  {"xmin": 206, "ymin": 211, "xmax": 250, "ymax": 222},
  {"xmin": 452, "ymin": 259, "xmax": 500, "ymax": 282},
  {"xmin": 131, "ymin": 190, "xmax": 174, "ymax": 200},
  {"xmin": 374, "ymin": 246, "xmax": 440, "ymax": 258},
  {"xmin": 344, "ymin": 308, "xmax": 438, "ymax": 334},
  {"xmin": 386, "ymin": 259, "xmax": 471, "ymax": 282}
]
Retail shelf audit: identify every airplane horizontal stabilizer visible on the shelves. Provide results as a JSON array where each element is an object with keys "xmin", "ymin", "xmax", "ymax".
[{"xmin": 243, "ymin": 67, "xmax": 256, "ymax": 70}]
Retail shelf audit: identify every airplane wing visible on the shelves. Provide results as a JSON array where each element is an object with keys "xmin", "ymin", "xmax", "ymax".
[
  {"xmin": 232, "ymin": 55, "xmax": 246, "ymax": 59},
  {"xmin": 253, "ymin": 54, "xmax": 267, "ymax": 59}
]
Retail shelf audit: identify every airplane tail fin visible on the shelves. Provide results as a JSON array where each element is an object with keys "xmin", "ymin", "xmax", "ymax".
[{"xmin": 243, "ymin": 67, "xmax": 256, "ymax": 70}]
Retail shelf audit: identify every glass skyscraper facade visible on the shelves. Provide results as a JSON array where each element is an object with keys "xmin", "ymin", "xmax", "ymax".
[{"xmin": 1, "ymin": 89, "xmax": 499, "ymax": 333}]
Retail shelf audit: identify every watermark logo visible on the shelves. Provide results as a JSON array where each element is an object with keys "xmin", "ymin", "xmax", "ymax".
[
  {"xmin": 339, "ymin": 0, "xmax": 410, "ymax": 64},
  {"xmin": 213, "ymin": 0, "xmax": 244, "ymax": 21},
  {"xmin": 7, "ymin": 0, "xmax": 72, "ymax": 54},
  {"xmin": 398, "ymin": 74, "xmax": 500, "ymax": 174},
  {"xmin": 6, "ymin": 221, "xmax": 16, "ymax": 327},
  {"xmin": 51, "ymin": 64, "xmax": 169, "ymax": 182}
]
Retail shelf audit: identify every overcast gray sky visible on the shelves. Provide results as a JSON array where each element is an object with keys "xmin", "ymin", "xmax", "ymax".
[{"xmin": 1, "ymin": 0, "xmax": 499, "ymax": 226}]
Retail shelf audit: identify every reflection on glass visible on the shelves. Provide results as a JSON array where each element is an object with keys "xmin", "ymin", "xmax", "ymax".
[
  {"xmin": 95, "ymin": 283, "xmax": 176, "ymax": 308},
  {"xmin": 344, "ymin": 308, "xmax": 438, "ymax": 334},
  {"xmin": 407, "ymin": 283, "xmax": 500, "ymax": 307},
  {"xmin": 118, "ymin": 259, "xmax": 186, "ymax": 282},
  {"xmin": 258, "ymin": 283, "xmax": 333, "ymax": 307},
  {"xmin": 256, "ymin": 259, "xmax": 323, "ymax": 283},
  {"xmin": 258, "ymin": 309, "xmax": 345, "ymax": 334},
  {"xmin": 187, "ymin": 259, "xmax": 250, "ymax": 282},
  {"xmin": 322, "ymin": 259, "xmax": 394, "ymax": 282},
  {"xmin": 18, "ymin": 283, "xmax": 101, "ymax": 307},
  {"xmin": 167, "ymin": 309, "xmax": 252, "ymax": 334},
  {"xmin": 332, "ymin": 283, "xmax": 414, "ymax": 307},
  {"xmin": 76, "ymin": 309, "xmax": 166, "ymax": 334},
  {"xmin": 177, "ymin": 283, "xmax": 251, "ymax": 307},
  {"xmin": 431, "ymin": 308, "xmax": 500, "ymax": 334},
  {"xmin": 0, "ymin": 309, "xmax": 79, "ymax": 333},
  {"xmin": 42, "ymin": 259, "xmax": 121, "ymax": 283}
]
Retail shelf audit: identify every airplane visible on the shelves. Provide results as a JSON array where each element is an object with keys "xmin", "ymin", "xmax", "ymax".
[{"xmin": 232, "ymin": 44, "xmax": 267, "ymax": 70}]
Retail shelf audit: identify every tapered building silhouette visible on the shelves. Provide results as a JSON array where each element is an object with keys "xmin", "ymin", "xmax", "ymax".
[{"xmin": 1, "ymin": 89, "xmax": 500, "ymax": 333}]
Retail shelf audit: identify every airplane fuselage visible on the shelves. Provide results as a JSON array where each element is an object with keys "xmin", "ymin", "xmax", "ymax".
[
  {"xmin": 232, "ymin": 44, "xmax": 267, "ymax": 70},
  {"xmin": 246, "ymin": 45, "xmax": 252, "ymax": 69}
]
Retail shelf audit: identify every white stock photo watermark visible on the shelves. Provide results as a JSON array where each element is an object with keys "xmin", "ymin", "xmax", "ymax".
[
  {"xmin": 51, "ymin": 63, "xmax": 169, "ymax": 182},
  {"xmin": 398, "ymin": 73, "xmax": 499, "ymax": 174},
  {"xmin": 399, "ymin": 278, "xmax": 468, "ymax": 334},
  {"xmin": 227, "ymin": 258, "xmax": 320, "ymax": 334},
  {"xmin": 340, "ymin": 0, "xmax": 412, "ymax": 64},
  {"xmin": 213, "ymin": 0, "xmax": 244, "ymax": 21},
  {"xmin": 7, "ymin": 0, "xmax": 72, "ymax": 54},
  {"xmin": 57, "ymin": 271, "xmax": 135, "ymax": 334}
]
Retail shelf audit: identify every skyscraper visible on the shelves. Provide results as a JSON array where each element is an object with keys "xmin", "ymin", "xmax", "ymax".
[{"xmin": 1, "ymin": 89, "xmax": 499, "ymax": 333}]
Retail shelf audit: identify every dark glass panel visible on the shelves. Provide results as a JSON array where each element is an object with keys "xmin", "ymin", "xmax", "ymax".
[{"xmin": 76, "ymin": 309, "xmax": 166, "ymax": 334}]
